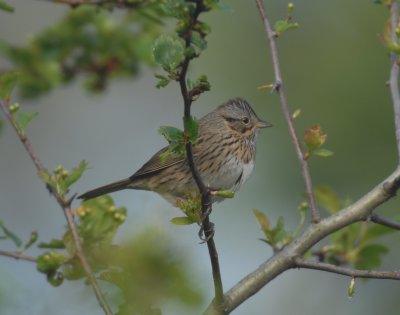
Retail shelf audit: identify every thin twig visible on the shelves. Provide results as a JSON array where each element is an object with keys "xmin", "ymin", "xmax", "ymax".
[
  {"xmin": 0, "ymin": 250, "xmax": 36, "ymax": 262},
  {"xmin": 370, "ymin": 213, "xmax": 400, "ymax": 230},
  {"xmin": 0, "ymin": 99, "xmax": 113, "ymax": 315},
  {"xmin": 255, "ymin": 0, "xmax": 320, "ymax": 223},
  {"xmin": 45, "ymin": 0, "xmax": 141, "ymax": 8},
  {"xmin": 389, "ymin": 2, "xmax": 400, "ymax": 161},
  {"xmin": 176, "ymin": 0, "xmax": 224, "ymax": 308},
  {"xmin": 294, "ymin": 258, "xmax": 400, "ymax": 280}
]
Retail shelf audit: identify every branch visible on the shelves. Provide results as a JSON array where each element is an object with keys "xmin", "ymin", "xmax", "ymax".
[
  {"xmin": 254, "ymin": 0, "xmax": 320, "ymax": 223},
  {"xmin": 0, "ymin": 250, "xmax": 36, "ymax": 262},
  {"xmin": 389, "ymin": 2, "xmax": 400, "ymax": 161},
  {"xmin": 370, "ymin": 213, "xmax": 400, "ymax": 230},
  {"xmin": 176, "ymin": 0, "xmax": 224, "ymax": 308},
  {"xmin": 47, "ymin": 0, "xmax": 142, "ymax": 8},
  {"xmin": 203, "ymin": 167, "xmax": 400, "ymax": 315},
  {"xmin": 0, "ymin": 99, "xmax": 113, "ymax": 315},
  {"xmin": 294, "ymin": 258, "xmax": 400, "ymax": 280}
]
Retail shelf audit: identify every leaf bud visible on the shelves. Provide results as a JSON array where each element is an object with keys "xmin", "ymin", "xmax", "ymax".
[{"xmin": 53, "ymin": 165, "xmax": 63, "ymax": 174}]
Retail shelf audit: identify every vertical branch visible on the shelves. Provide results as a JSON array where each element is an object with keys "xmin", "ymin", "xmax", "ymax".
[
  {"xmin": 389, "ymin": 1, "xmax": 400, "ymax": 161},
  {"xmin": 177, "ymin": 1, "xmax": 224, "ymax": 307},
  {"xmin": 0, "ymin": 99, "xmax": 113, "ymax": 315},
  {"xmin": 255, "ymin": 0, "xmax": 320, "ymax": 223}
]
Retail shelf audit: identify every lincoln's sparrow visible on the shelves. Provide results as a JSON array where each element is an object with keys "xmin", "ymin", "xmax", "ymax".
[{"xmin": 78, "ymin": 98, "xmax": 271, "ymax": 203}]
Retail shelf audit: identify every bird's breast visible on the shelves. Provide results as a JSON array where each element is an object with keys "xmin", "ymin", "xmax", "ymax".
[{"xmin": 201, "ymin": 154, "xmax": 255, "ymax": 192}]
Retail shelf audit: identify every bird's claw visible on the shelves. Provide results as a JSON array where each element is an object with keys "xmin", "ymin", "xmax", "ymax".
[{"xmin": 198, "ymin": 221, "xmax": 215, "ymax": 243}]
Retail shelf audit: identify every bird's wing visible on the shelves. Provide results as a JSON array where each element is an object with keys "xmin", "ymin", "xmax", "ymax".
[{"xmin": 130, "ymin": 146, "xmax": 186, "ymax": 179}]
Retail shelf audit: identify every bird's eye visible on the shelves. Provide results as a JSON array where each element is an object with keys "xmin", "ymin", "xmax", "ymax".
[{"xmin": 242, "ymin": 117, "xmax": 250, "ymax": 124}]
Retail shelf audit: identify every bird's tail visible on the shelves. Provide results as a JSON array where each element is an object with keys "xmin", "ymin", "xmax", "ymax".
[{"xmin": 78, "ymin": 178, "xmax": 132, "ymax": 200}]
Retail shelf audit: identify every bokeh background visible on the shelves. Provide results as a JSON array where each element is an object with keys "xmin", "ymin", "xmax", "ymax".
[{"xmin": 1, "ymin": 0, "xmax": 400, "ymax": 314}]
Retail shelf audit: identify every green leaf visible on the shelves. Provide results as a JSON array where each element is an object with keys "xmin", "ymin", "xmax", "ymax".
[
  {"xmin": 0, "ymin": 220, "xmax": 22, "ymax": 247},
  {"xmin": 312, "ymin": 148, "xmax": 334, "ymax": 158},
  {"xmin": 170, "ymin": 216, "xmax": 195, "ymax": 225},
  {"xmin": 16, "ymin": 111, "xmax": 38, "ymax": 131},
  {"xmin": 159, "ymin": 125, "xmax": 184, "ymax": 143},
  {"xmin": 273, "ymin": 20, "xmax": 299, "ymax": 34},
  {"xmin": 63, "ymin": 160, "xmax": 88, "ymax": 189},
  {"xmin": 0, "ymin": 1, "xmax": 14, "ymax": 13},
  {"xmin": 47, "ymin": 270, "xmax": 64, "ymax": 287},
  {"xmin": 212, "ymin": 189, "xmax": 234, "ymax": 199},
  {"xmin": 183, "ymin": 116, "xmax": 198, "ymax": 142},
  {"xmin": 253, "ymin": 209, "xmax": 270, "ymax": 234},
  {"xmin": 0, "ymin": 71, "xmax": 19, "ymax": 99},
  {"xmin": 38, "ymin": 239, "xmax": 65, "ymax": 249},
  {"xmin": 348, "ymin": 277, "xmax": 356, "ymax": 298},
  {"xmin": 271, "ymin": 216, "xmax": 286, "ymax": 243},
  {"xmin": 191, "ymin": 31, "xmax": 207, "ymax": 51},
  {"xmin": 314, "ymin": 185, "xmax": 343, "ymax": 213},
  {"xmin": 36, "ymin": 251, "xmax": 67, "ymax": 273},
  {"xmin": 38, "ymin": 169, "xmax": 54, "ymax": 186},
  {"xmin": 304, "ymin": 124, "xmax": 327, "ymax": 151},
  {"xmin": 76, "ymin": 196, "xmax": 127, "ymax": 255},
  {"xmin": 354, "ymin": 244, "xmax": 389, "ymax": 270},
  {"xmin": 153, "ymin": 35, "xmax": 185, "ymax": 72},
  {"xmin": 24, "ymin": 231, "xmax": 38, "ymax": 250},
  {"xmin": 204, "ymin": 0, "xmax": 231, "ymax": 11},
  {"xmin": 155, "ymin": 74, "xmax": 171, "ymax": 89}
]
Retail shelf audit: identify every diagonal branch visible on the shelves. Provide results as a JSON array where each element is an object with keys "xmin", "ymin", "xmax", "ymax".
[
  {"xmin": 203, "ymin": 166, "xmax": 400, "ymax": 315},
  {"xmin": 255, "ymin": 0, "xmax": 320, "ymax": 223},
  {"xmin": 294, "ymin": 258, "xmax": 400, "ymax": 280},
  {"xmin": 0, "ymin": 99, "xmax": 113, "ymax": 315},
  {"xmin": 389, "ymin": 1, "xmax": 400, "ymax": 161}
]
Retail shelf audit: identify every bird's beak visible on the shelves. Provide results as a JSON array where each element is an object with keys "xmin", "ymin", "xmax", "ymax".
[{"xmin": 256, "ymin": 119, "xmax": 273, "ymax": 129}]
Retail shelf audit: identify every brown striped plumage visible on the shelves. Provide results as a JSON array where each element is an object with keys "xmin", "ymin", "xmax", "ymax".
[{"xmin": 78, "ymin": 98, "xmax": 271, "ymax": 204}]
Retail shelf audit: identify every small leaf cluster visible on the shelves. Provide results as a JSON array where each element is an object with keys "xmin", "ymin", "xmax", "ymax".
[
  {"xmin": 172, "ymin": 192, "xmax": 202, "ymax": 225},
  {"xmin": 273, "ymin": 3, "xmax": 299, "ymax": 36},
  {"xmin": 314, "ymin": 185, "xmax": 396, "ymax": 270},
  {"xmin": 158, "ymin": 115, "xmax": 198, "ymax": 161},
  {"xmin": 152, "ymin": 0, "xmax": 212, "ymax": 99},
  {"xmin": 153, "ymin": 0, "xmax": 215, "ymax": 163},
  {"xmin": 36, "ymin": 195, "xmax": 127, "ymax": 285},
  {"xmin": 0, "ymin": 72, "xmax": 40, "ymax": 138},
  {"xmin": 39, "ymin": 161, "xmax": 88, "ymax": 198},
  {"xmin": 253, "ymin": 201, "xmax": 307, "ymax": 252},
  {"xmin": 0, "ymin": 220, "xmax": 38, "ymax": 252},
  {"xmin": 303, "ymin": 124, "xmax": 334, "ymax": 159},
  {"xmin": 253, "ymin": 209, "xmax": 291, "ymax": 252},
  {"xmin": 0, "ymin": 220, "xmax": 22, "ymax": 248},
  {"xmin": 0, "ymin": 5, "xmax": 165, "ymax": 99}
]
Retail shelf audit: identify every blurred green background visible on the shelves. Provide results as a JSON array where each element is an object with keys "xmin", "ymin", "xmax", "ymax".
[{"xmin": 1, "ymin": 0, "xmax": 400, "ymax": 314}]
